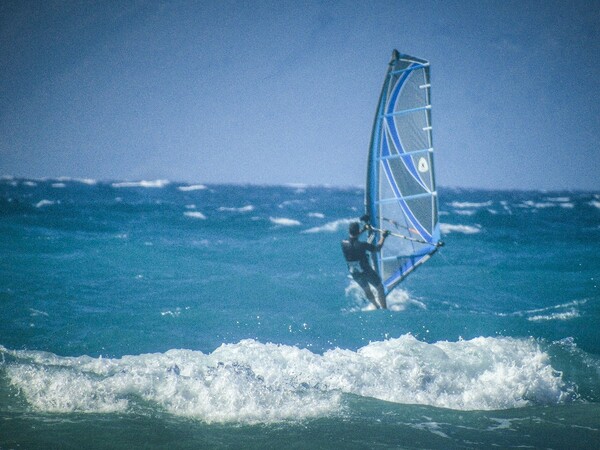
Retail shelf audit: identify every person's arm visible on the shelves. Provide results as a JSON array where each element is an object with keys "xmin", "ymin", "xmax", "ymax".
[
  {"xmin": 375, "ymin": 230, "xmax": 390, "ymax": 250},
  {"xmin": 364, "ymin": 230, "xmax": 390, "ymax": 252}
]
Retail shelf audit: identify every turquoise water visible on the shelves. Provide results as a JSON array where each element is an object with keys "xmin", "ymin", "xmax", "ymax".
[{"xmin": 1, "ymin": 178, "xmax": 599, "ymax": 448}]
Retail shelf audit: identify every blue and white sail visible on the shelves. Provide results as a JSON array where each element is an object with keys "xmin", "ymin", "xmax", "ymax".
[{"xmin": 366, "ymin": 50, "xmax": 442, "ymax": 295}]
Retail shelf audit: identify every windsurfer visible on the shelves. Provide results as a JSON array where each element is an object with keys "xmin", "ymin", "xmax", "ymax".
[{"xmin": 341, "ymin": 217, "xmax": 390, "ymax": 309}]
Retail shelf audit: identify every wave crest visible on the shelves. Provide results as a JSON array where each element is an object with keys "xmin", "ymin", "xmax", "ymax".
[{"xmin": 1, "ymin": 335, "xmax": 572, "ymax": 423}]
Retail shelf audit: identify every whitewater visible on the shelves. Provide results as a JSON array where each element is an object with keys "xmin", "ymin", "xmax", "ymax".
[{"xmin": 1, "ymin": 178, "xmax": 599, "ymax": 448}]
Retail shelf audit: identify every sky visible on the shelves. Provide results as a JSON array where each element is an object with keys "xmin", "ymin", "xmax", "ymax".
[{"xmin": 0, "ymin": 0, "xmax": 598, "ymax": 190}]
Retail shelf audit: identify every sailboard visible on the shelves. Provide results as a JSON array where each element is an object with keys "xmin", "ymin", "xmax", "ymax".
[{"xmin": 365, "ymin": 49, "xmax": 443, "ymax": 296}]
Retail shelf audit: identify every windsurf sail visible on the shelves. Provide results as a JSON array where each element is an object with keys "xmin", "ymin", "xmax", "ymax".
[{"xmin": 365, "ymin": 49, "xmax": 443, "ymax": 296}]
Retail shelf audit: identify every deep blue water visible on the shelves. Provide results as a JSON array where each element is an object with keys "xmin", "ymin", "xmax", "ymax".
[{"xmin": 1, "ymin": 177, "xmax": 599, "ymax": 449}]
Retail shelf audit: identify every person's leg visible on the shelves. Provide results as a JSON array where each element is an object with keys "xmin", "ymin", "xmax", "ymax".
[
  {"xmin": 374, "ymin": 283, "xmax": 387, "ymax": 309},
  {"xmin": 365, "ymin": 270, "xmax": 387, "ymax": 309},
  {"xmin": 353, "ymin": 274, "xmax": 380, "ymax": 309}
]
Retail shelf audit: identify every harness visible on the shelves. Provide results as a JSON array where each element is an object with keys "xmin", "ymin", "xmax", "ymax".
[{"xmin": 346, "ymin": 260, "xmax": 363, "ymax": 275}]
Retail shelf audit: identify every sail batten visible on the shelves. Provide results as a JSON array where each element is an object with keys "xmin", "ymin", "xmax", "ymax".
[
  {"xmin": 383, "ymin": 105, "xmax": 431, "ymax": 118},
  {"xmin": 377, "ymin": 191, "xmax": 434, "ymax": 203},
  {"xmin": 365, "ymin": 50, "xmax": 442, "ymax": 295},
  {"xmin": 381, "ymin": 148, "xmax": 433, "ymax": 161}
]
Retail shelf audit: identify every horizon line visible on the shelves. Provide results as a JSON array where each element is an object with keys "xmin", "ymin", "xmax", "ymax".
[{"xmin": 1, "ymin": 174, "xmax": 598, "ymax": 193}]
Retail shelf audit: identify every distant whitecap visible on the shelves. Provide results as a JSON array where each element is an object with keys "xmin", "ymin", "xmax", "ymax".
[
  {"xmin": 218, "ymin": 205, "xmax": 255, "ymax": 212},
  {"xmin": 270, "ymin": 217, "xmax": 301, "ymax": 226},
  {"xmin": 112, "ymin": 180, "xmax": 170, "ymax": 188},
  {"xmin": 56, "ymin": 177, "xmax": 97, "ymax": 185},
  {"xmin": 440, "ymin": 223, "xmax": 481, "ymax": 234},
  {"xmin": 35, "ymin": 199, "xmax": 56, "ymax": 208},
  {"xmin": 303, "ymin": 218, "xmax": 353, "ymax": 233},
  {"xmin": 450, "ymin": 201, "xmax": 492, "ymax": 208},
  {"xmin": 178, "ymin": 184, "xmax": 207, "ymax": 191},
  {"xmin": 519, "ymin": 200, "xmax": 555, "ymax": 209},
  {"xmin": 589, "ymin": 200, "xmax": 600, "ymax": 209},
  {"xmin": 184, "ymin": 211, "xmax": 207, "ymax": 220}
]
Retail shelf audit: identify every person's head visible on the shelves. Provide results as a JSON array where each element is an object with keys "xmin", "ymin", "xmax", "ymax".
[{"xmin": 349, "ymin": 222, "xmax": 361, "ymax": 237}]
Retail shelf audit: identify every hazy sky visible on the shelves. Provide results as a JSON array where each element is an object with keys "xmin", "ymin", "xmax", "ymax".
[{"xmin": 1, "ymin": 0, "xmax": 598, "ymax": 190}]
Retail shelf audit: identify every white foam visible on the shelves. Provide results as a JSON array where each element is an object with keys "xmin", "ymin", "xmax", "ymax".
[
  {"xmin": 178, "ymin": 184, "xmax": 207, "ymax": 192},
  {"xmin": 29, "ymin": 308, "xmax": 49, "ymax": 317},
  {"xmin": 519, "ymin": 200, "xmax": 555, "ymax": 209},
  {"xmin": 269, "ymin": 217, "xmax": 301, "ymax": 227},
  {"xmin": 308, "ymin": 212, "xmax": 325, "ymax": 219},
  {"xmin": 449, "ymin": 201, "xmax": 492, "ymax": 208},
  {"xmin": 303, "ymin": 218, "xmax": 353, "ymax": 234},
  {"xmin": 160, "ymin": 307, "xmax": 189, "ymax": 317},
  {"xmin": 278, "ymin": 200, "xmax": 304, "ymax": 208},
  {"xmin": 502, "ymin": 300, "xmax": 586, "ymax": 323},
  {"xmin": 184, "ymin": 211, "xmax": 207, "ymax": 220},
  {"xmin": 1, "ymin": 335, "xmax": 571, "ymax": 423},
  {"xmin": 112, "ymin": 180, "xmax": 170, "ymax": 188},
  {"xmin": 528, "ymin": 311, "xmax": 580, "ymax": 322},
  {"xmin": 218, "ymin": 205, "xmax": 255, "ymax": 213},
  {"xmin": 56, "ymin": 177, "xmax": 97, "ymax": 185},
  {"xmin": 344, "ymin": 282, "xmax": 426, "ymax": 312},
  {"xmin": 589, "ymin": 200, "xmax": 600, "ymax": 209},
  {"xmin": 344, "ymin": 281, "xmax": 377, "ymax": 311},
  {"xmin": 321, "ymin": 335, "xmax": 569, "ymax": 410},
  {"xmin": 35, "ymin": 199, "xmax": 57, "ymax": 208},
  {"xmin": 440, "ymin": 223, "xmax": 481, "ymax": 234},
  {"xmin": 500, "ymin": 201, "xmax": 513, "ymax": 215},
  {"xmin": 386, "ymin": 289, "xmax": 427, "ymax": 311},
  {"xmin": 487, "ymin": 418, "xmax": 515, "ymax": 431},
  {"xmin": 412, "ymin": 421, "xmax": 449, "ymax": 438},
  {"xmin": 283, "ymin": 183, "xmax": 309, "ymax": 193}
]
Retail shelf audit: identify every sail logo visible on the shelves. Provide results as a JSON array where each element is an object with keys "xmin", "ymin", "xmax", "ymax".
[{"xmin": 418, "ymin": 157, "xmax": 429, "ymax": 173}]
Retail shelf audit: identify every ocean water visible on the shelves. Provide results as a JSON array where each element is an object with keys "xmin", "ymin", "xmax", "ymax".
[{"xmin": 1, "ymin": 177, "xmax": 599, "ymax": 449}]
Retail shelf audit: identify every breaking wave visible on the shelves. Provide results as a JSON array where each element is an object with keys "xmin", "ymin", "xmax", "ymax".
[{"xmin": 1, "ymin": 335, "xmax": 573, "ymax": 423}]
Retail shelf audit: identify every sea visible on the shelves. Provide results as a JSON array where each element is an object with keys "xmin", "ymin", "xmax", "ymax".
[{"xmin": 0, "ymin": 176, "xmax": 599, "ymax": 449}]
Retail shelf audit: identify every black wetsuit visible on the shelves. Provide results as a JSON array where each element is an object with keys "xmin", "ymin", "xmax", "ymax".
[{"xmin": 341, "ymin": 236, "xmax": 386, "ymax": 308}]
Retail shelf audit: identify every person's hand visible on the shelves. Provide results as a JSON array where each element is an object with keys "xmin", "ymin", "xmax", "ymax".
[{"xmin": 383, "ymin": 230, "xmax": 391, "ymax": 237}]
